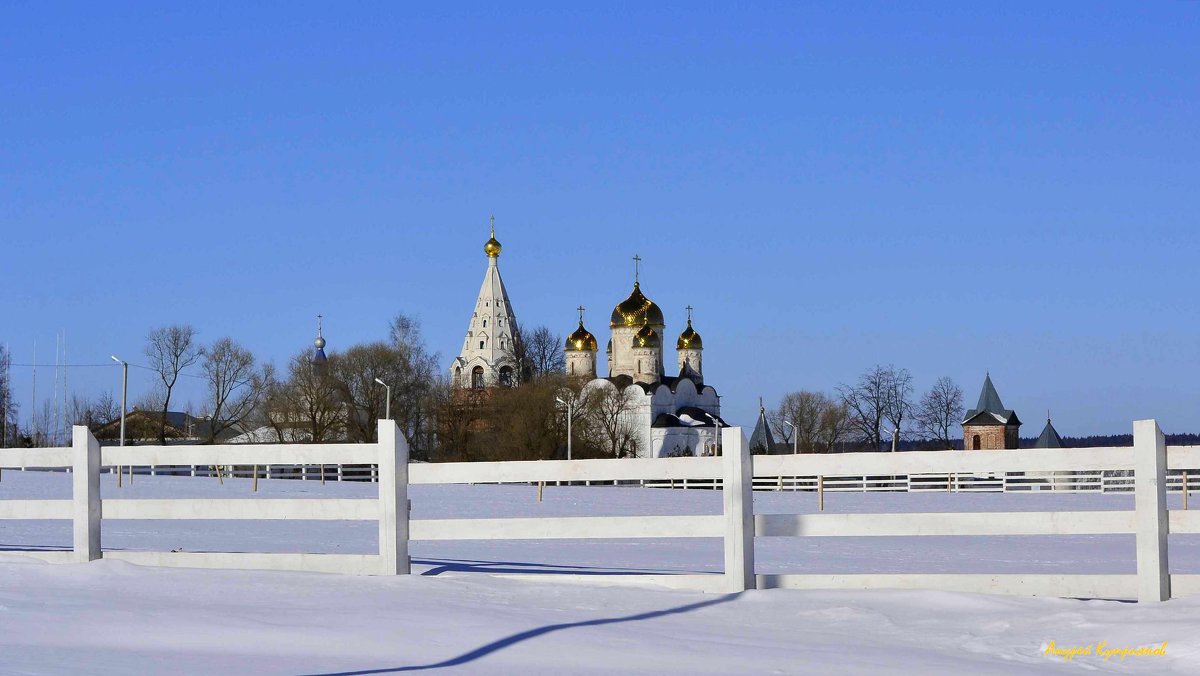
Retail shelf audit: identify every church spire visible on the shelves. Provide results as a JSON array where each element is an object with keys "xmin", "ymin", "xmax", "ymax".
[
  {"xmin": 312, "ymin": 314, "xmax": 328, "ymax": 365},
  {"xmin": 484, "ymin": 215, "xmax": 503, "ymax": 259},
  {"xmin": 453, "ymin": 218, "xmax": 518, "ymax": 388}
]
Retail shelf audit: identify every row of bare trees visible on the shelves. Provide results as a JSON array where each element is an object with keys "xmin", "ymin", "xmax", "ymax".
[
  {"xmin": 771, "ymin": 365, "xmax": 965, "ymax": 452},
  {"xmin": 436, "ymin": 374, "xmax": 643, "ymax": 462}
]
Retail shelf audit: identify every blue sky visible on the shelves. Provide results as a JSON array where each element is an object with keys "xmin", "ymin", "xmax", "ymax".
[{"xmin": 2, "ymin": 3, "xmax": 1197, "ymax": 437}]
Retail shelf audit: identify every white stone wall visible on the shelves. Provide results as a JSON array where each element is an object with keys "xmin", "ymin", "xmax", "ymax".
[
  {"xmin": 566, "ymin": 351, "xmax": 597, "ymax": 379},
  {"xmin": 677, "ymin": 349, "xmax": 702, "ymax": 378}
]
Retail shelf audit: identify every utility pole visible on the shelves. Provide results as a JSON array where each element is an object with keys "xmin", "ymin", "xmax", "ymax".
[
  {"xmin": 556, "ymin": 396, "xmax": 574, "ymax": 460},
  {"xmin": 111, "ymin": 356, "xmax": 127, "ymax": 447}
]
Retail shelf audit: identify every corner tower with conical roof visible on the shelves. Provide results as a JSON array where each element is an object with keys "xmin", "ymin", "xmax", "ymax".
[
  {"xmin": 450, "ymin": 217, "xmax": 519, "ymax": 388},
  {"xmin": 962, "ymin": 373, "xmax": 1021, "ymax": 450}
]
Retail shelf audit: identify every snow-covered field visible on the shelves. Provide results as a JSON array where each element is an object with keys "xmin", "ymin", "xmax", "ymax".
[{"xmin": 2, "ymin": 470, "xmax": 1199, "ymax": 674}]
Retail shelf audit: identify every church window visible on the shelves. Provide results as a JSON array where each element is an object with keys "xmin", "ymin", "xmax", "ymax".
[
  {"xmin": 569, "ymin": 362, "xmax": 575, "ymax": 375},
  {"xmin": 471, "ymin": 366, "xmax": 485, "ymax": 389},
  {"xmin": 499, "ymin": 366, "xmax": 514, "ymax": 387},
  {"xmin": 483, "ymin": 320, "xmax": 487, "ymax": 327},
  {"xmin": 479, "ymin": 341, "xmax": 484, "ymax": 349}
]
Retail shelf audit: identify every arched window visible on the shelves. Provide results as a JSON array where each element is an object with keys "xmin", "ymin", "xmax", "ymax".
[
  {"xmin": 479, "ymin": 341, "xmax": 484, "ymax": 349},
  {"xmin": 483, "ymin": 320, "xmax": 487, "ymax": 328},
  {"xmin": 454, "ymin": 366, "xmax": 462, "ymax": 385},
  {"xmin": 972, "ymin": 435, "xmax": 981, "ymax": 451},
  {"xmin": 472, "ymin": 366, "xmax": 485, "ymax": 389},
  {"xmin": 499, "ymin": 366, "xmax": 514, "ymax": 387}
]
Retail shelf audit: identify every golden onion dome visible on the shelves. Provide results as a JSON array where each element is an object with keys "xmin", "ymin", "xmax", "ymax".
[
  {"xmin": 632, "ymin": 322, "xmax": 661, "ymax": 349},
  {"xmin": 676, "ymin": 319, "xmax": 703, "ymax": 350},
  {"xmin": 565, "ymin": 322, "xmax": 598, "ymax": 352},
  {"xmin": 610, "ymin": 282, "xmax": 665, "ymax": 328},
  {"xmin": 484, "ymin": 235, "xmax": 502, "ymax": 258}
]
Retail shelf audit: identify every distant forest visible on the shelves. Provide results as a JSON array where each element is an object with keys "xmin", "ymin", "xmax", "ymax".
[
  {"xmin": 1028, "ymin": 433, "xmax": 1200, "ymax": 449},
  {"xmin": 895, "ymin": 433, "xmax": 1200, "ymax": 452}
]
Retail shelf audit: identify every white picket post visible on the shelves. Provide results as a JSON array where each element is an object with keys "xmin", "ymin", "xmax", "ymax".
[
  {"xmin": 71, "ymin": 425, "xmax": 101, "ymax": 562},
  {"xmin": 1133, "ymin": 419, "xmax": 1170, "ymax": 602},
  {"xmin": 722, "ymin": 426, "xmax": 754, "ymax": 592},
  {"xmin": 377, "ymin": 420, "xmax": 410, "ymax": 575}
]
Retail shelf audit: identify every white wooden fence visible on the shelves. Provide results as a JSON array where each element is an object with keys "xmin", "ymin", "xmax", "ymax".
[
  {"xmin": 0, "ymin": 422, "xmax": 409, "ymax": 575},
  {"xmin": 1, "ymin": 419, "xmax": 1195, "ymax": 601}
]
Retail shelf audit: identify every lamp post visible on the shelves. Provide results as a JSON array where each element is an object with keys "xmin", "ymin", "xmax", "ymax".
[
  {"xmin": 374, "ymin": 378, "xmax": 391, "ymax": 420},
  {"xmin": 555, "ymin": 396, "xmax": 573, "ymax": 460},
  {"xmin": 704, "ymin": 412, "xmax": 722, "ymax": 456},
  {"xmin": 111, "ymin": 356, "xmax": 127, "ymax": 447},
  {"xmin": 783, "ymin": 419, "xmax": 798, "ymax": 454}
]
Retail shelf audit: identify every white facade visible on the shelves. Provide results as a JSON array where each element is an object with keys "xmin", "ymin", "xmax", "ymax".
[{"xmin": 451, "ymin": 227, "xmax": 518, "ymax": 388}]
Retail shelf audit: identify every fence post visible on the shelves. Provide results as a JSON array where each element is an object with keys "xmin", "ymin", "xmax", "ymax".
[
  {"xmin": 71, "ymin": 425, "xmax": 101, "ymax": 563},
  {"xmin": 722, "ymin": 426, "xmax": 754, "ymax": 592},
  {"xmin": 1133, "ymin": 419, "xmax": 1170, "ymax": 602},
  {"xmin": 377, "ymin": 419, "xmax": 410, "ymax": 575}
]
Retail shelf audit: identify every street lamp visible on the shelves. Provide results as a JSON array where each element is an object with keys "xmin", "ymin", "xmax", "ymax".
[
  {"xmin": 555, "ymin": 396, "xmax": 574, "ymax": 460},
  {"xmin": 704, "ymin": 412, "xmax": 722, "ymax": 456},
  {"xmin": 374, "ymin": 378, "xmax": 391, "ymax": 420},
  {"xmin": 111, "ymin": 356, "xmax": 127, "ymax": 447},
  {"xmin": 782, "ymin": 419, "xmax": 799, "ymax": 454}
]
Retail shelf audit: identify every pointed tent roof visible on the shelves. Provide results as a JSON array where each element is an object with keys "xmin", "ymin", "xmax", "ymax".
[
  {"xmin": 962, "ymin": 373, "xmax": 1020, "ymax": 426},
  {"xmin": 749, "ymin": 398, "xmax": 778, "ymax": 455},
  {"xmin": 1033, "ymin": 417, "xmax": 1064, "ymax": 449}
]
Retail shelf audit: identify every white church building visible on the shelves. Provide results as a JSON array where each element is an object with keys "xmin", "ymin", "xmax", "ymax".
[{"xmin": 564, "ymin": 260, "xmax": 726, "ymax": 458}]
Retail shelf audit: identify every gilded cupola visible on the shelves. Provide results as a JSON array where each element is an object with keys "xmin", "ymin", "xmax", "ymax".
[
  {"xmin": 565, "ymin": 306, "xmax": 598, "ymax": 352},
  {"xmin": 611, "ymin": 282, "xmax": 665, "ymax": 328},
  {"xmin": 633, "ymin": 321, "xmax": 661, "ymax": 349},
  {"xmin": 484, "ymin": 215, "xmax": 502, "ymax": 258},
  {"xmin": 677, "ymin": 307, "xmax": 703, "ymax": 350}
]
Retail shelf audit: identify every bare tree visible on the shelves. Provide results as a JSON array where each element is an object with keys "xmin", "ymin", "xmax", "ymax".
[
  {"xmin": 816, "ymin": 399, "xmax": 853, "ymax": 453},
  {"xmin": 268, "ymin": 351, "xmax": 345, "ymax": 443},
  {"xmin": 770, "ymin": 391, "xmax": 850, "ymax": 453},
  {"xmin": 388, "ymin": 313, "xmax": 440, "ymax": 454},
  {"xmin": 914, "ymin": 376, "xmax": 964, "ymax": 449},
  {"xmin": 501, "ymin": 322, "xmax": 564, "ymax": 384},
  {"xmin": 201, "ymin": 337, "xmax": 265, "ymax": 443},
  {"xmin": 144, "ymin": 325, "xmax": 202, "ymax": 445},
  {"xmin": 68, "ymin": 392, "xmax": 120, "ymax": 432},
  {"xmin": 579, "ymin": 384, "xmax": 643, "ymax": 458},
  {"xmin": 330, "ymin": 342, "xmax": 406, "ymax": 443},
  {"xmin": 839, "ymin": 364, "xmax": 912, "ymax": 451},
  {"xmin": 0, "ymin": 344, "xmax": 17, "ymax": 446},
  {"xmin": 883, "ymin": 365, "xmax": 914, "ymax": 445},
  {"xmin": 525, "ymin": 326, "xmax": 565, "ymax": 377},
  {"xmin": 839, "ymin": 366, "xmax": 888, "ymax": 451}
]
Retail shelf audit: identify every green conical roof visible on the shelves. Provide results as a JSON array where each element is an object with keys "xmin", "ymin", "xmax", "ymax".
[
  {"xmin": 749, "ymin": 399, "xmax": 778, "ymax": 455},
  {"xmin": 1033, "ymin": 418, "xmax": 1064, "ymax": 449}
]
